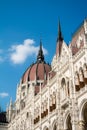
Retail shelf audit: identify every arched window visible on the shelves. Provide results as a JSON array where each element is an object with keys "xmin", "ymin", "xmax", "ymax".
[
  {"xmin": 52, "ymin": 92, "xmax": 56, "ymax": 109},
  {"xmin": 61, "ymin": 78, "xmax": 66, "ymax": 87},
  {"xmin": 66, "ymin": 114, "xmax": 72, "ymax": 130},
  {"xmin": 41, "ymin": 103, "xmax": 44, "ymax": 118},
  {"xmin": 45, "ymin": 99, "xmax": 48, "ymax": 115},
  {"xmin": 80, "ymin": 102, "xmax": 87, "ymax": 129},
  {"xmin": 75, "ymin": 71, "xmax": 80, "ymax": 91},
  {"xmin": 79, "ymin": 67, "xmax": 84, "ymax": 88},
  {"xmin": 83, "ymin": 63, "xmax": 87, "ymax": 84},
  {"xmin": 67, "ymin": 81, "xmax": 70, "ymax": 96},
  {"xmin": 61, "ymin": 78, "xmax": 66, "ymax": 100},
  {"xmin": 50, "ymin": 95, "xmax": 52, "ymax": 112}
]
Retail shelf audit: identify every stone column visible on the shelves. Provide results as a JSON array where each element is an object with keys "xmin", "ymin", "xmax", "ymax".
[
  {"xmin": 31, "ymin": 84, "xmax": 34, "ymax": 130},
  {"xmin": 56, "ymin": 63, "xmax": 62, "ymax": 130},
  {"xmin": 69, "ymin": 45, "xmax": 79, "ymax": 130},
  {"xmin": 72, "ymin": 120, "xmax": 78, "ymax": 130},
  {"xmin": 71, "ymin": 103, "xmax": 79, "ymax": 130},
  {"xmin": 79, "ymin": 120, "xmax": 85, "ymax": 130}
]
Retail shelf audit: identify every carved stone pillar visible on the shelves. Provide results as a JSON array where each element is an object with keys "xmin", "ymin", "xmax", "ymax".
[
  {"xmin": 79, "ymin": 120, "xmax": 85, "ymax": 130},
  {"xmin": 71, "ymin": 108, "xmax": 79, "ymax": 130},
  {"xmin": 72, "ymin": 120, "xmax": 78, "ymax": 130}
]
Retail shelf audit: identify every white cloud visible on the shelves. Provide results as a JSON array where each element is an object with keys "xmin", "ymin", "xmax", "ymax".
[
  {"xmin": 0, "ymin": 92, "xmax": 9, "ymax": 98},
  {"xmin": 9, "ymin": 39, "xmax": 48, "ymax": 64}
]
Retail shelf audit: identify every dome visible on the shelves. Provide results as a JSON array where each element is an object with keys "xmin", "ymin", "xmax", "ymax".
[{"xmin": 21, "ymin": 41, "xmax": 51, "ymax": 84}]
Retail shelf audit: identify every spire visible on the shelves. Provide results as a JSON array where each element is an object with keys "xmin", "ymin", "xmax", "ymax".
[
  {"xmin": 9, "ymin": 98, "xmax": 12, "ymax": 108},
  {"xmin": 37, "ymin": 39, "xmax": 45, "ymax": 63},
  {"xmin": 57, "ymin": 20, "xmax": 63, "ymax": 42},
  {"xmin": 56, "ymin": 20, "xmax": 63, "ymax": 56}
]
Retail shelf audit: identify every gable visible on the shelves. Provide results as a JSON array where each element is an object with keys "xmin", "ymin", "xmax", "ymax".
[{"xmin": 59, "ymin": 41, "xmax": 69, "ymax": 66}]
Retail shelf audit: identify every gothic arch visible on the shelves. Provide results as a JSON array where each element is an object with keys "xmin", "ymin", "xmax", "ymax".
[
  {"xmin": 66, "ymin": 80, "xmax": 70, "ymax": 96},
  {"xmin": 79, "ymin": 67, "xmax": 84, "ymax": 88},
  {"xmin": 64, "ymin": 112, "xmax": 72, "ymax": 130},
  {"xmin": 61, "ymin": 77, "xmax": 66, "ymax": 99},
  {"xmin": 79, "ymin": 99, "xmax": 87, "ymax": 120},
  {"xmin": 83, "ymin": 63, "xmax": 87, "ymax": 84},
  {"xmin": 61, "ymin": 78, "xmax": 66, "ymax": 87},
  {"xmin": 75, "ymin": 71, "xmax": 80, "ymax": 91},
  {"xmin": 64, "ymin": 111, "xmax": 70, "ymax": 129},
  {"xmin": 79, "ymin": 99, "xmax": 87, "ymax": 129}
]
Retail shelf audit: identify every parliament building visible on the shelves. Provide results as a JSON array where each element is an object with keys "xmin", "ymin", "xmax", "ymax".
[{"xmin": 0, "ymin": 19, "xmax": 87, "ymax": 130}]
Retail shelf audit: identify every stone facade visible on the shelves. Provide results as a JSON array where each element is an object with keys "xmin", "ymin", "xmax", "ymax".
[{"xmin": 0, "ymin": 19, "xmax": 87, "ymax": 130}]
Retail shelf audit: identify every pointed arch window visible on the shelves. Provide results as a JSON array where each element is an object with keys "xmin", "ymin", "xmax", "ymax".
[
  {"xmin": 61, "ymin": 78, "xmax": 66, "ymax": 100},
  {"xmin": 75, "ymin": 71, "xmax": 80, "ymax": 91},
  {"xmin": 79, "ymin": 67, "xmax": 84, "ymax": 88},
  {"xmin": 83, "ymin": 63, "xmax": 87, "ymax": 84},
  {"xmin": 66, "ymin": 114, "xmax": 72, "ymax": 130},
  {"xmin": 67, "ymin": 81, "xmax": 70, "ymax": 96}
]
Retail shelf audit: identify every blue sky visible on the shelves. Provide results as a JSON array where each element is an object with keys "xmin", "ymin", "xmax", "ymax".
[{"xmin": 0, "ymin": 0, "xmax": 87, "ymax": 111}]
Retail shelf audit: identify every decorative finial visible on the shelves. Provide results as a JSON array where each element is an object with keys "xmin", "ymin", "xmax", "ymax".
[
  {"xmin": 40, "ymin": 39, "xmax": 42, "ymax": 52},
  {"xmin": 10, "ymin": 98, "xmax": 12, "ymax": 107},
  {"xmin": 37, "ymin": 39, "xmax": 45, "ymax": 63},
  {"xmin": 57, "ymin": 20, "xmax": 63, "ymax": 42}
]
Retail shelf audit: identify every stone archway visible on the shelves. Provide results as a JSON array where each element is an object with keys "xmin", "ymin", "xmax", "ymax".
[
  {"xmin": 83, "ymin": 104, "xmax": 87, "ymax": 128},
  {"xmin": 79, "ymin": 101, "xmax": 87, "ymax": 130},
  {"xmin": 82, "ymin": 102, "xmax": 87, "ymax": 129}
]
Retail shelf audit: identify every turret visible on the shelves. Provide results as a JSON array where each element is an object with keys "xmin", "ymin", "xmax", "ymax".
[
  {"xmin": 56, "ymin": 20, "xmax": 63, "ymax": 56},
  {"xmin": 37, "ymin": 40, "xmax": 45, "ymax": 63},
  {"xmin": 8, "ymin": 98, "xmax": 13, "ymax": 122}
]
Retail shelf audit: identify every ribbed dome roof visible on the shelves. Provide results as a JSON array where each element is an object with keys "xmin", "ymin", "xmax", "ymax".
[{"xmin": 21, "ymin": 41, "xmax": 51, "ymax": 84}]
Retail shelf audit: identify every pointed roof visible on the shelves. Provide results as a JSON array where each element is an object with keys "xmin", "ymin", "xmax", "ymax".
[
  {"xmin": 56, "ymin": 20, "xmax": 63, "ymax": 56},
  {"xmin": 21, "ymin": 40, "xmax": 51, "ymax": 84},
  {"xmin": 57, "ymin": 20, "xmax": 63, "ymax": 42},
  {"xmin": 37, "ymin": 40, "xmax": 45, "ymax": 63}
]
